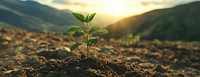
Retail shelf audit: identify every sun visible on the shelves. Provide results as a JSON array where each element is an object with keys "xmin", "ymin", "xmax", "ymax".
[
  {"xmin": 105, "ymin": 1, "xmax": 129, "ymax": 17},
  {"xmin": 110, "ymin": 2, "xmax": 126, "ymax": 14}
]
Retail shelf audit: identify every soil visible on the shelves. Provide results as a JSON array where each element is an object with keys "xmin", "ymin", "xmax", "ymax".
[{"xmin": 0, "ymin": 28, "xmax": 199, "ymax": 77}]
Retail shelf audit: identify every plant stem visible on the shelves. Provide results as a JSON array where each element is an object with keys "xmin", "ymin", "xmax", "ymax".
[
  {"xmin": 86, "ymin": 34, "xmax": 89, "ymax": 54},
  {"xmin": 84, "ymin": 23, "xmax": 90, "ymax": 54},
  {"xmin": 87, "ymin": 40, "xmax": 89, "ymax": 54}
]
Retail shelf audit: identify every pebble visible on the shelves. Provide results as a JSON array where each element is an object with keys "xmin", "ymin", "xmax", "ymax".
[
  {"xmin": 24, "ymin": 38, "xmax": 37, "ymax": 42},
  {"xmin": 3, "ymin": 36, "xmax": 12, "ymax": 41},
  {"xmin": 100, "ymin": 46, "xmax": 116, "ymax": 52},
  {"xmin": 37, "ymin": 46, "xmax": 72, "ymax": 59}
]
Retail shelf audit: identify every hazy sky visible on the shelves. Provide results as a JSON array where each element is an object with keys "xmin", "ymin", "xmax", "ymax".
[{"xmin": 33, "ymin": 0, "xmax": 200, "ymax": 18}]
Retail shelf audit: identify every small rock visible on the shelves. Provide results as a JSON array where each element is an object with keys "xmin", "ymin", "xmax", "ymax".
[
  {"xmin": 3, "ymin": 69, "xmax": 20, "ymax": 74},
  {"xmin": 24, "ymin": 38, "xmax": 37, "ymax": 42},
  {"xmin": 0, "ymin": 28, "xmax": 8, "ymax": 33},
  {"xmin": 37, "ymin": 47, "xmax": 72, "ymax": 59},
  {"xmin": 2, "ymin": 41, "xmax": 9, "ymax": 45},
  {"xmin": 100, "ymin": 46, "xmax": 116, "ymax": 52},
  {"xmin": 3, "ymin": 36, "xmax": 12, "ymax": 41},
  {"xmin": 56, "ymin": 46, "xmax": 70, "ymax": 52},
  {"xmin": 139, "ymin": 63, "xmax": 154, "ymax": 69},
  {"xmin": 39, "ymin": 41, "xmax": 48, "ymax": 45},
  {"xmin": 127, "ymin": 56, "xmax": 141, "ymax": 63},
  {"xmin": 52, "ymin": 37, "xmax": 63, "ymax": 41},
  {"xmin": 91, "ymin": 47, "xmax": 101, "ymax": 51},
  {"xmin": 17, "ymin": 47, "xmax": 24, "ymax": 51},
  {"xmin": 56, "ymin": 47, "xmax": 71, "ymax": 58}
]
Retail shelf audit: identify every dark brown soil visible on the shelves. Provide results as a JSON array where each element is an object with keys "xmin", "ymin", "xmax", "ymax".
[
  {"xmin": 12, "ymin": 54, "xmax": 153, "ymax": 77},
  {"xmin": 0, "ymin": 28, "xmax": 199, "ymax": 77}
]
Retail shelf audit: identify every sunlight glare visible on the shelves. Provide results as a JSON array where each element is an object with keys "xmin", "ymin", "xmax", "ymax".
[
  {"xmin": 105, "ymin": 1, "xmax": 129, "ymax": 17},
  {"xmin": 110, "ymin": 2, "xmax": 126, "ymax": 14}
]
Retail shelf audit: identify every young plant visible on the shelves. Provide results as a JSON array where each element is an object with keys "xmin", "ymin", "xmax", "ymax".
[{"xmin": 67, "ymin": 13, "xmax": 108, "ymax": 54}]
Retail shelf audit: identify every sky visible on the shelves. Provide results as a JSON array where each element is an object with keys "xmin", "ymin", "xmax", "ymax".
[{"xmin": 33, "ymin": 0, "xmax": 200, "ymax": 19}]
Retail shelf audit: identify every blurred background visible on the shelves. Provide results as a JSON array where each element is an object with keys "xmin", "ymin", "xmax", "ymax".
[{"xmin": 0, "ymin": 0, "xmax": 200, "ymax": 41}]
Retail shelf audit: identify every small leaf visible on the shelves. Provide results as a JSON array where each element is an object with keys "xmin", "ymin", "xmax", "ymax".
[
  {"xmin": 70, "ymin": 42, "xmax": 82, "ymax": 52},
  {"xmin": 73, "ymin": 31, "xmax": 84, "ymax": 37},
  {"xmin": 88, "ymin": 36, "xmax": 99, "ymax": 46},
  {"xmin": 67, "ymin": 26, "xmax": 83, "ymax": 33},
  {"xmin": 91, "ymin": 29, "xmax": 108, "ymax": 36},
  {"xmin": 85, "ymin": 14, "xmax": 89, "ymax": 23},
  {"xmin": 85, "ymin": 13, "xmax": 96, "ymax": 23},
  {"xmin": 89, "ymin": 25, "xmax": 101, "ymax": 33},
  {"xmin": 72, "ymin": 13, "xmax": 85, "ymax": 22}
]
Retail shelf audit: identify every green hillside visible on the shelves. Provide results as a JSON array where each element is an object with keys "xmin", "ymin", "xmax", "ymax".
[
  {"xmin": 0, "ymin": 0, "xmax": 81, "ymax": 32},
  {"xmin": 106, "ymin": 2, "xmax": 200, "ymax": 41}
]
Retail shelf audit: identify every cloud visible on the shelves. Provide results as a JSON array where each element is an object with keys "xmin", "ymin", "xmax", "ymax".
[
  {"xmin": 139, "ymin": 0, "xmax": 200, "ymax": 6},
  {"xmin": 137, "ymin": 0, "xmax": 200, "ymax": 12},
  {"xmin": 140, "ymin": 2, "xmax": 163, "ymax": 6},
  {"xmin": 52, "ymin": 0, "xmax": 68, "ymax": 4},
  {"xmin": 33, "ymin": 0, "xmax": 53, "ymax": 4},
  {"xmin": 34, "ymin": 0, "xmax": 85, "ymax": 6},
  {"xmin": 33, "ymin": 0, "xmax": 88, "ymax": 9},
  {"xmin": 67, "ymin": 2, "xmax": 87, "ymax": 6},
  {"xmin": 33, "ymin": 0, "xmax": 200, "ymax": 18},
  {"xmin": 34, "ymin": 0, "xmax": 200, "ymax": 9}
]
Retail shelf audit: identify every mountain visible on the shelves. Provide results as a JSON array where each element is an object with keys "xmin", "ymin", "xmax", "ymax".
[
  {"xmin": 0, "ymin": 0, "xmax": 81, "ymax": 32},
  {"xmin": 106, "ymin": 2, "xmax": 200, "ymax": 41}
]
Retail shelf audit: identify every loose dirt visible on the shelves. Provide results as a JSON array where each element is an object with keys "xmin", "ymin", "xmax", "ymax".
[{"xmin": 0, "ymin": 28, "xmax": 199, "ymax": 77}]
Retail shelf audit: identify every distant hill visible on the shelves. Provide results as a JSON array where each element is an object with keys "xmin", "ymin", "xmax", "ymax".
[
  {"xmin": 106, "ymin": 2, "xmax": 200, "ymax": 41},
  {"xmin": 0, "ymin": 0, "xmax": 81, "ymax": 32}
]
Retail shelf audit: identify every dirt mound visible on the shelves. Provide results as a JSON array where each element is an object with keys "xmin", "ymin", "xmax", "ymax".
[{"xmin": 3, "ymin": 54, "xmax": 149, "ymax": 77}]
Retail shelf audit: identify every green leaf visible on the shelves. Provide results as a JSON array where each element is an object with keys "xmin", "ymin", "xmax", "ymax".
[
  {"xmin": 88, "ymin": 36, "xmax": 99, "ymax": 46},
  {"xmin": 85, "ymin": 13, "xmax": 96, "ymax": 23},
  {"xmin": 67, "ymin": 26, "xmax": 83, "ymax": 33},
  {"xmin": 70, "ymin": 42, "xmax": 82, "ymax": 52},
  {"xmin": 89, "ymin": 25, "xmax": 101, "ymax": 34},
  {"xmin": 73, "ymin": 31, "xmax": 84, "ymax": 37},
  {"xmin": 72, "ymin": 13, "xmax": 85, "ymax": 22},
  {"xmin": 91, "ymin": 29, "xmax": 108, "ymax": 36},
  {"xmin": 85, "ymin": 14, "xmax": 89, "ymax": 23}
]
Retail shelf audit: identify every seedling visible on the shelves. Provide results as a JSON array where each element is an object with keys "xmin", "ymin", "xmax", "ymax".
[{"xmin": 67, "ymin": 13, "xmax": 108, "ymax": 54}]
